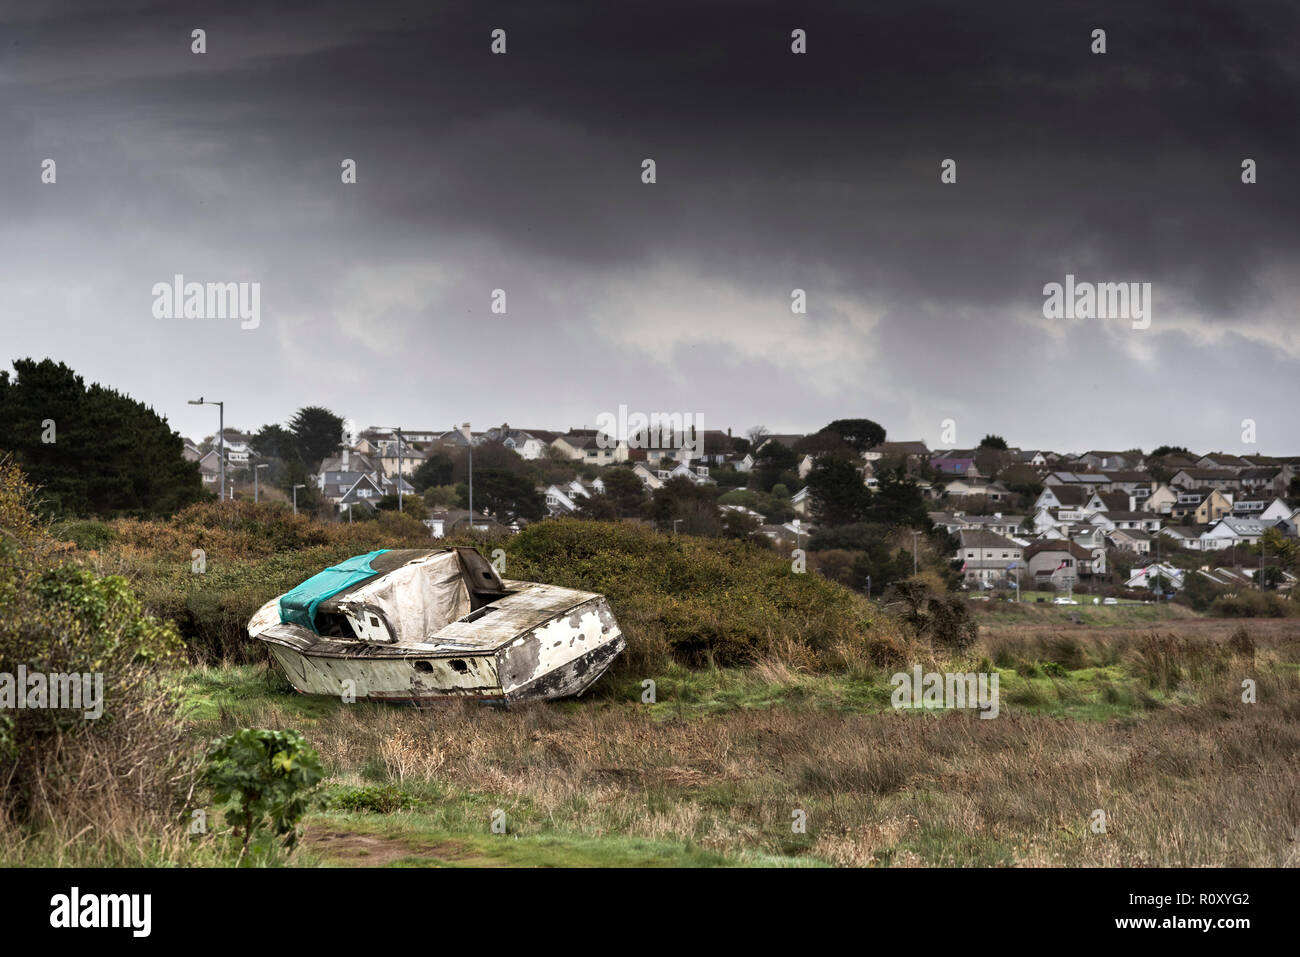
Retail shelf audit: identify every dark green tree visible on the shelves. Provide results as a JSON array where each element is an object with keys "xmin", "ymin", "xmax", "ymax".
[
  {"xmin": 822, "ymin": 418, "xmax": 886, "ymax": 451},
  {"xmin": 806, "ymin": 456, "xmax": 870, "ymax": 526},
  {"xmin": 600, "ymin": 468, "xmax": 648, "ymax": 518},
  {"xmin": 750, "ymin": 441, "xmax": 800, "ymax": 493},
  {"xmin": 288, "ymin": 406, "xmax": 345, "ymax": 472},
  {"xmin": 865, "ymin": 466, "xmax": 932, "ymax": 529},
  {"xmin": 0, "ymin": 358, "xmax": 205, "ymax": 517},
  {"xmin": 650, "ymin": 477, "xmax": 722, "ymax": 535},
  {"xmin": 411, "ymin": 453, "xmax": 454, "ymax": 492},
  {"xmin": 457, "ymin": 468, "xmax": 544, "ymax": 522}
]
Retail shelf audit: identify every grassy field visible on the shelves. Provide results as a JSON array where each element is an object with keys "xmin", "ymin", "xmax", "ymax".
[
  {"xmin": 167, "ymin": 616, "xmax": 1300, "ymax": 868},
  {"xmin": 5, "ymin": 490, "xmax": 1298, "ymax": 868}
]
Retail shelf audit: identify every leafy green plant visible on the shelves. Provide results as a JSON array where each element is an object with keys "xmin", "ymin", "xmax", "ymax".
[
  {"xmin": 325, "ymin": 783, "xmax": 426, "ymax": 814},
  {"xmin": 203, "ymin": 728, "xmax": 324, "ymax": 864}
]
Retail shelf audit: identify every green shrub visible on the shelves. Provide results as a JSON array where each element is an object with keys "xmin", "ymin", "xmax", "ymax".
[
  {"xmin": 203, "ymin": 728, "xmax": 324, "ymax": 863},
  {"xmin": 1209, "ymin": 591, "xmax": 1300, "ymax": 618},
  {"xmin": 504, "ymin": 519, "xmax": 897, "ymax": 670},
  {"xmin": 0, "ymin": 457, "xmax": 193, "ymax": 829},
  {"xmin": 51, "ymin": 519, "xmax": 117, "ymax": 551},
  {"xmin": 325, "ymin": 784, "xmax": 426, "ymax": 814}
]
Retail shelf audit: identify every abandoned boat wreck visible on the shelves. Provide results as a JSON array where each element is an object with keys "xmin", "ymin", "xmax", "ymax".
[{"xmin": 247, "ymin": 547, "xmax": 625, "ymax": 704}]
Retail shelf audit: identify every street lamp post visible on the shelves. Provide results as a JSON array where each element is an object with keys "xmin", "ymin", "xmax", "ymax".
[
  {"xmin": 188, "ymin": 397, "xmax": 224, "ymax": 500},
  {"xmin": 254, "ymin": 463, "xmax": 269, "ymax": 503},
  {"xmin": 460, "ymin": 422, "xmax": 473, "ymax": 536},
  {"xmin": 293, "ymin": 484, "xmax": 306, "ymax": 516},
  {"xmin": 374, "ymin": 427, "xmax": 408, "ymax": 511}
]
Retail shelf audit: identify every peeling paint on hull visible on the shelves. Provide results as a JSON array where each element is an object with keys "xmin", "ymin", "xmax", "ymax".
[{"xmin": 248, "ymin": 552, "xmax": 625, "ymax": 705}]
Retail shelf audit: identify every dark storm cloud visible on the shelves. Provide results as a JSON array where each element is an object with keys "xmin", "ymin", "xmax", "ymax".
[{"xmin": 1, "ymin": 0, "xmax": 1297, "ymax": 451}]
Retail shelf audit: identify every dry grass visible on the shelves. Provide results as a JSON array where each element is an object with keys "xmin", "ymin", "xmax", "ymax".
[{"xmin": 214, "ymin": 620, "xmax": 1300, "ymax": 867}]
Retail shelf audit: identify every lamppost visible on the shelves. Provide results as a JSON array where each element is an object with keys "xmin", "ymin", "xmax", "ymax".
[
  {"xmin": 460, "ymin": 422, "xmax": 473, "ymax": 536},
  {"xmin": 293, "ymin": 484, "xmax": 306, "ymax": 516},
  {"xmin": 254, "ymin": 463, "xmax": 269, "ymax": 503},
  {"xmin": 188, "ymin": 397, "xmax": 224, "ymax": 500},
  {"xmin": 377, "ymin": 426, "xmax": 405, "ymax": 512}
]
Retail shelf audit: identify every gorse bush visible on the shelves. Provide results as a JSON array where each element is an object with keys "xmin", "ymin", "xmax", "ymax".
[
  {"xmin": 0, "ymin": 456, "xmax": 194, "ymax": 831},
  {"xmin": 72, "ymin": 508, "xmax": 907, "ymax": 673},
  {"xmin": 882, "ymin": 577, "xmax": 978, "ymax": 652},
  {"xmin": 1209, "ymin": 590, "xmax": 1300, "ymax": 619},
  {"xmin": 503, "ymin": 519, "xmax": 900, "ymax": 670}
]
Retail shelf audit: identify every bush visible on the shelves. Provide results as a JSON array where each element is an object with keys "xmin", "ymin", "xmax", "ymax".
[
  {"xmin": 504, "ymin": 519, "xmax": 903, "ymax": 671},
  {"xmin": 325, "ymin": 784, "xmax": 426, "ymax": 814},
  {"xmin": 75, "ymin": 504, "xmax": 910, "ymax": 674},
  {"xmin": 882, "ymin": 578, "xmax": 978, "ymax": 652},
  {"xmin": 203, "ymin": 728, "xmax": 324, "ymax": 863},
  {"xmin": 51, "ymin": 519, "xmax": 117, "ymax": 551},
  {"xmin": 1210, "ymin": 591, "xmax": 1300, "ymax": 618},
  {"xmin": 0, "ymin": 457, "xmax": 194, "ymax": 833}
]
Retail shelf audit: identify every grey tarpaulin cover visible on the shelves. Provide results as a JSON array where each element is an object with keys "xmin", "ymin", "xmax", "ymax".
[{"xmin": 336, "ymin": 550, "xmax": 470, "ymax": 640}]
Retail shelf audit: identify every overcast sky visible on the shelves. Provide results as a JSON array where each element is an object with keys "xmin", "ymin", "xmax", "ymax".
[{"xmin": 3, "ymin": 0, "xmax": 1298, "ymax": 455}]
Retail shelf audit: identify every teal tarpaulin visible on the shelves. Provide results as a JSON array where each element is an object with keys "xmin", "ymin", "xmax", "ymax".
[{"xmin": 278, "ymin": 550, "xmax": 390, "ymax": 633}]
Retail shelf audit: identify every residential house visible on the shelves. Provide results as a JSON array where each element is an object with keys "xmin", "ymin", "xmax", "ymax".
[
  {"xmin": 630, "ymin": 462, "xmax": 665, "ymax": 491},
  {"xmin": 865, "ymin": 440, "xmax": 931, "ymax": 472},
  {"xmin": 931, "ymin": 451, "xmax": 980, "ymax": 477},
  {"xmin": 551, "ymin": 431, "xmax": 629, "ymax": 464},
  {"xmin": 1168, "ymin": 488, "xmax": 1232, "ymax": 523},
  {"xmin": 955, "ymin": 530, "xmax": 1024, "ymax": 584},
  {"xmin": 1106, "ymin": 528, "xmax": 1153, "ymax": 555},
  {"xmin": 1034, "ymin": 485, "xmax": 1090, "ymax": 511},
  {"xmin": 1158, "ymin": 525, "xmax": 1209, "ymax": 551},
  {"xmin": 1195, "ymin": 453, "xmax": 1251, "ymax": 470},
  {"xmin": 1193, "ymin": 489, "xmax": 1234, "ymax": 525},
  {"xmin": 655, "ymin": 460, "xmax": 715, "ymax": 485},
  {"xmin": 1231, "ymin": 495, "xmax": 1292, "ymax": 522},
  {"xmin": 1126, "ymin": 562, "xmax": 1186, "ymax": 592},
  {"xmin": 1170, "ymin": 468, "xmax": 1239, "ymax": 492},
  {"xmin": 1043, "ymin": 470, "xmax": 1106, "ymax": 492},
  {"xmin": 945, "ymin": 478, "xmax": 1010, "ymax": 503},
  {"xmin": 1238, "ymin": 466, "xmax": 1284, "ymax": 495},
  {"xmin": 543, "ymin": 484, "xmax": 583, "ymax": 516},
  {"xmin": 1076, "ymin": 450, "xmax": 1144, "ymax": 470},
  {"xmin": 957, "ymin": 513, "xmax": 1026, "ymax": 539},
  {"xmin": 1141, "ymin": 483, "xmax": 1178, "ymax": 515},
  {"xmin": 1023, "ymin": 540, "xmax": 1105, "ymax": 586},
  {"xmin": 1097, "ymin": 470, "xmax": 1152, "ymax": 494},
  {"xmin": 1201, "ymin": 517, "xmax": 1268, "ymax": 550},
  {"xmin": 375, "ymin": 436, "xmax": 422, "ymax": 476},
  {"xmin": 484, "ymin": 426, "xmax": 557, "ymax": 460}
]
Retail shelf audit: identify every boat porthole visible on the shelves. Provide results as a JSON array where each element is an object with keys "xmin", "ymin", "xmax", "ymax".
[
  {"xmin": 413, "ymin": 660, "xmax": 433, "ymax": 673},
  {"xmin": 449, "ymin": 659, "xmax": 469, "ymax": 673}
]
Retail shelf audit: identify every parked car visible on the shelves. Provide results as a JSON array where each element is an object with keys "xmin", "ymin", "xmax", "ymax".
[
  {"xmin": 1052, "ymin": 597, "xmax": 1079, "ymax": 605},
  {"xmin": 1103, "ymin": 597, "xmax": 1119, "ymax": 605}
]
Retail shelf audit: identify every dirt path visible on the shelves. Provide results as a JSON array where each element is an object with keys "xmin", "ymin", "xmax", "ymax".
[{"xmin": 303, "ymin": 827, "xmax": 504, "ymax": 867}]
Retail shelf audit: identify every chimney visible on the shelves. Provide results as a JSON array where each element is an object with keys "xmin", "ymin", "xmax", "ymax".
[{"xmin": 342, "ymin": 448, "xmax": 350, "ymax": 470}]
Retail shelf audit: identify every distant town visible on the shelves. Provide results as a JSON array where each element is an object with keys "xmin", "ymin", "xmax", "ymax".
[{"xmin": 185, "ymin": 421, "xmax": 1300, "ymax": 598}]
